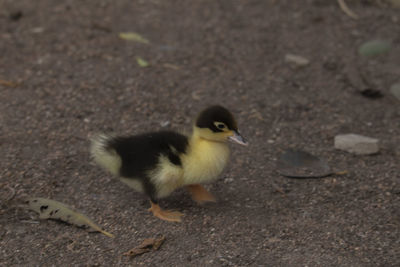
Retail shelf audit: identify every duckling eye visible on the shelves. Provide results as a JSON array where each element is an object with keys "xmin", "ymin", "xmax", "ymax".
[{"xmin": 214, "ymin": 122, "xmax": 227, "ymax": 130}]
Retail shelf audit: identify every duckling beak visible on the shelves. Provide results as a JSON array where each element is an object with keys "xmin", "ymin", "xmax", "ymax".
[{"xmin": 228, "ymin": 130, "xmax": 248, "ymax": 146}]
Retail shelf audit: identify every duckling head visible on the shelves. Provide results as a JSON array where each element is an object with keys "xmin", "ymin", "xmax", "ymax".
[{"xmin": 194, "ymin": 105, "xmax": 248, "ymax": 146}]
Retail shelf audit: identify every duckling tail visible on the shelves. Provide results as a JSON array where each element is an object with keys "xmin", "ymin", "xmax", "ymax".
[{"xmin": 90, "ymin": 133, "xmax": 121, "ymax": 176}]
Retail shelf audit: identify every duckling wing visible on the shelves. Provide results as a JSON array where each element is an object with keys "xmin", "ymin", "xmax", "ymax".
[{"xmin": 91, "ymin": 131, "xmax": 188, "ymax": 200}]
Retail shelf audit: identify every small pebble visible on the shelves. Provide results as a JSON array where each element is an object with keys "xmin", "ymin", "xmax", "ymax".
[
  {"xmin": 334, "ymin": 133, "xmax": 379, "ymax": 155},
  {"xmin": 160, "ymin": 120, "xmax": 170, "ymax": 127},
  {"xmin": 224, "ymin": 178, "xmax": 234, "ymax": 183},
  {"xmin": 31, "ymin": 27, "xmax": 44, "ymax": 33},
  {"xmin": 390, "ymin": 83, "xmax": 400, "ymax": 101}
]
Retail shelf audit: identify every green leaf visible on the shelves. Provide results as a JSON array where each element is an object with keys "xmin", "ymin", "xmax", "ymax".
[
  {"xmin": 358, "ymin": 40, "xmax": 391, "ymax": 57},
  {"xmin": 118, "ymin": 32, "xmax": 150, "ymax": 44},
  {"xmin": 136, "ymin": 57, "xmax": 150, "ymax": 67}
]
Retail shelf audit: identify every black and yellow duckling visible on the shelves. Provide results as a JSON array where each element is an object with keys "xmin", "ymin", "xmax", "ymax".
[{"xmin": 90, "ymin": 105, "xmax": 247, "ymax": 222}]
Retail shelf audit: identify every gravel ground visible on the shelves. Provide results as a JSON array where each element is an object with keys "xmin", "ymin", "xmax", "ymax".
[{"xmin": 1, "ymin": 0, "xmax": 399, "ymax": 266}]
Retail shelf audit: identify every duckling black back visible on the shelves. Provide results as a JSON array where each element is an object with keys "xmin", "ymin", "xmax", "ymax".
[{"xmin": 107, "ymin": 131, "xmax": 188, "ymax": 178}]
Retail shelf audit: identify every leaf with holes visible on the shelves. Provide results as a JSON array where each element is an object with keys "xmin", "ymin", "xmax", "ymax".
[{"xmin": 26, "ymin": 197, "xmax": 114, "ymax": 237}]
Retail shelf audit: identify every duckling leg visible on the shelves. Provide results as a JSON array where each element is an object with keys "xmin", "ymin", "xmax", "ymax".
[
  {"xmin": 148, "ymin": 201, "xmax": 183, "ymax": 222},
  {"xmin": 185, "ymin": 184, "xmax": 216, "ymax": 204}
]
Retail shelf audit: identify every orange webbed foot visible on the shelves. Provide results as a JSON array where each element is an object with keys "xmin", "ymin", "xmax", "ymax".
[
  {"xmin": 148, "ymin": 201, "xmax": 183, "ymax": 222},
  {"xmin": 185, "ymin": 184, "xmax": 216, "ymax": 205}
]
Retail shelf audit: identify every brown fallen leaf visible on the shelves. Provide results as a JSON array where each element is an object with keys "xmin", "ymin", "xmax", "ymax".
[
  {"xmin": 0, "ymin": 79, "xmax": 20, "ymax": 88},
  {"xmin": 334, "ymin": 170, "xmax": 348, "ymax": 176},
  {"xmin": 271, "ymin": 181, "xmax": 286, "ymax": 196},
  {"xmin": 124, "ymin": 236, "xmax": 166, "ymax": 257},
  {"xmin": 26, "ymin": 197, "xmax": 114, "ymax": 238},
  {"xmin": 248, "ymin": 109, "xmax": 264, "ymax": 121}
]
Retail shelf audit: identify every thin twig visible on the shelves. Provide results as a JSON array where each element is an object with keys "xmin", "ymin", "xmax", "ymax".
[
  {"xmin": 338, "ymin": 0, "xmax": 359, "ymax": 19},
  {"xmin": 163, "ymin": 63, "xmax": 180, "ymax": 70}
]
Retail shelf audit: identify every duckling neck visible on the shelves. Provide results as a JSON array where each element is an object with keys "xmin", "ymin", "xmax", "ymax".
[
  {"xmin": 189, "ymin": 128, "xmax": 229, "ymax": 148},
  {"xmin": 182, "ymin": 130, "xmax": 230, "ymax": 185}
]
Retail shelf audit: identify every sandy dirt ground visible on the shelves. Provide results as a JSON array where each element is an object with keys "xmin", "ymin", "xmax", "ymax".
[{"xmin": 1, "ymin": 0, "xmax": 399, "ymax": 266}]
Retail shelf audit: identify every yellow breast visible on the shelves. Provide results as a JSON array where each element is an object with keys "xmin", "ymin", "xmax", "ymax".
[{"xmin": 181, "ymin": 137, "xmax": 230, "ymax": 185}]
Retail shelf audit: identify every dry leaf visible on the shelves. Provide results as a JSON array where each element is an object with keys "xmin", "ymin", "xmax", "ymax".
[
  {"xmin": 337, "ymin": 0, "xmax": 358, "ymax": 19},
  {"xmin": 124, "ymin": 236, "xmax": 166, "ymax": 257},
  {"xmin": 248, "ymin": 109, "xmax": 264, "ymax": 121},
  {"xmin": 276, "ymin": 149, "xmax": 332, "ymax": 178},
  {"xmin": 26, "ymin": 197, "xmax": 114, "ymax": 238},
  {"xmin": 0, "ymin": 79, "xmax": 19, "ymax": 88},
  {"xmin": 118, "ymin": 32, "xmax": 150, "ymax": 44}
]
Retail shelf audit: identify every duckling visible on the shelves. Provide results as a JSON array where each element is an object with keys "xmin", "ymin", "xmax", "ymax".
[{"xmin": 90, "ymin": 105, "xmax": 247, "ymax": 222}]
